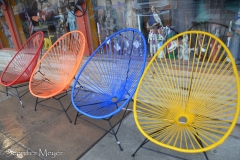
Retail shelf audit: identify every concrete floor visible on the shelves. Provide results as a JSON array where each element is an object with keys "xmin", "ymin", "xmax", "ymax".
[
  {"xmin": 0, "ymin": 87, "xmax": 127, "ymax": 160},
  {"xmin": 81, "ymin": 113, "xmax": 240, "ymax": 160},
  {"xmin": 0, "ymin": 83, "xmax": 240, "ymax": 160}
]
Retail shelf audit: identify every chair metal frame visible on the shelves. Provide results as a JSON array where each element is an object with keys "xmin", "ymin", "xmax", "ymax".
[
  {"xmin": 72, "ymin": 28, "xmax": 147, "ymax": 150},
  {"xmin": 132, "ymin": 31, "xmax": 240, "ymax": 159},
  {"xmin": 188, "ymin": 21, "xmax": 237, "ymax": 61},
  {"xmin": 0, "ymin": 31, "xmax": 44, "ymax": 107},
  {"xmin": 29, "ymin": 30, "xmax": 86, "ymax": 123}
]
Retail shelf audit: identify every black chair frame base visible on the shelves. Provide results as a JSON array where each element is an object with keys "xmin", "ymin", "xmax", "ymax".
[
  {"xmin": 34, "ymin": 50, "xmax": 44, "ymax": 76},
  {"xmin": 34, "ymin": 66, "xmax": 45, "ymax": 76},
  {"xmin": 132, "ymin": 134, "xmax": 209, "ymax": 160},
  {"xmin": 74, "ymin": 101, "xmax": 132, "ymax": 151},
  {"xmin": 35, "ymin": 90, "xmax": 72, "ymax": 123},
  {"xmin": 5, "ymin": 83, "xmax": 30, "ymax": 108}
]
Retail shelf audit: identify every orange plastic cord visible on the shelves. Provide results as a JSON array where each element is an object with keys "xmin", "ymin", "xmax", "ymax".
[{"xmin": 29, "ymin": 31, "xmax": 86, "ymax": 98}]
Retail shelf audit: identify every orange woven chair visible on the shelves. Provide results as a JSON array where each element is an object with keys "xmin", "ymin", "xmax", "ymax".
[
  {"xmin": 29, "ymin": 31, "xmax": 86, "ymax": 123},
  {"xmin": 0, "ymin": 32, "xmax": 44, "ymax": 107}
]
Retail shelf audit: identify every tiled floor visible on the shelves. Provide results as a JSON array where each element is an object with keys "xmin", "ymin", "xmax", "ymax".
[
  {"xmin": 0, "ymin": 92, "xmax": 9, "ymax": 103},
  {"xmin": 81, "ymin": 113, "xmax": 240, "ymax": 160},
  {"xmin": 0, "ymin": 88, "xmax": 128, "ymax": 160}
]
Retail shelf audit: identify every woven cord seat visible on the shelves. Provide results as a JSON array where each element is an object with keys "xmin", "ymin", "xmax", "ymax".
[
  {"xmin": 132, "ymin": 31, "xmax": 240, "ymax": 158},
  {"xmin": 0, "ymin": 31, "xmax": 44, "ymax": 107},
  {"xmin": 71, "ymin": 28, "xmax": 147, "ymax": 150},
  {"xmin": 29, "ymin": 31, "xmax": 86, "ymax": 123}
]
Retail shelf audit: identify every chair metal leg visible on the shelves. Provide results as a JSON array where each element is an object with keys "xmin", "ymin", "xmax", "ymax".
[
  {"xmin": 107, "ymin": 119, "xmax": 123, "ymax": 151},
  {"xmin": 35, "ymin": 96, "xmax": 72, "ymax": 123},
  {"xmin": 131, "ymin": 138, "xmax": 149, "ymax": 157},
  {"xmin": 65, "ymin": 101, "xmax": 72, "ymax": 112},
  {"xmin": 15, "ymin": 88, "xmax": 24, "ymax": 108},
  {"xmin": 115, "ymin": 101, "xmax": 130, "ymax": 135},
  {"xmin": 75, "ymin": 113, "xmax": 124, "ymax": 150},
  {"xmin": 35, "ymin": 48, "xmax": 44, "ymax": 76},
  {"xmin": 35, "ymin": 97, "xmax": 38, "ymax": 111},
  {"xmin": 195, "ymin": 133, "xmax": 209, "ymax": 160},
  {"xmin": 6, "ymin": 86, "xmax": 8, "ymax": 96},
  {"xmin": 203, "ymin": 152, "xmax": 209, "ymax": 160},
  {"xmin": 74, "ymin": 112, "xmax": 79, "ymax": 125},
  {"xmin": 58, "ymin": 99, "xmax": 72, "ymax": 123}
]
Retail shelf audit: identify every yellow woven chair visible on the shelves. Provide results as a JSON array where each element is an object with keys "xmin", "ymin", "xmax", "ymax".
[{"xmin": 132, "ymin": 31, "xmax": 240, "ymax": 158}]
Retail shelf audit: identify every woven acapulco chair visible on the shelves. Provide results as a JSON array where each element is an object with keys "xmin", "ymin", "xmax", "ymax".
[
  {"xmin": 132, "ymin": 31, "xmax": 240, "ymax": 159},
  {"xmin": 29, "ymin": 31, "xmax": 86, "ymax": 123},
  {"xmin": 188, "ymin": 22, "xmax": 233, "ymax": 41},
  {"xmin": 71, "ymin": 28, "xmax": 147, "ymax": 150},
  {"xmin": 0, "ymin": 32, "xmax": 44, "ymax": 107},
  {"xmin": 188, "ymin": 21, "xmax": 238, "ymax": 62}
]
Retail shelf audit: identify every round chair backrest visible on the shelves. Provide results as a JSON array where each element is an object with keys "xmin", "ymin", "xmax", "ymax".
[
  {"xmin": 0, "ymin": 31, "xmax": 44, "ymax": 86},
  {"xmin": 29, "ymin": 31, "xmax": 86, "ymax": 98},
  {"xmin": 134, "ymin": 30, "xmax": 240, "ymax": 153},
  {"xmin": 188, "ymin": 21, "xmax": 236, "ymax": 44},
  {"xmin": 72, "ymin": 28, "xmax": 147, "ymax": 119}
]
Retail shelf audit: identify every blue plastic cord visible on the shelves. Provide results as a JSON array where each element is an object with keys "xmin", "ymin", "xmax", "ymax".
[{"xmin": 71, "ymin": 28, "xmax": 147, "ymax": 119}]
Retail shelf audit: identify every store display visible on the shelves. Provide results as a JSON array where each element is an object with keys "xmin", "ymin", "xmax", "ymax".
[
  {"xmin": 229, "ymin": 4, "xmax": 240, "ymax": 63},
  {"xmin": 103, "ymin": 0, "xmax": 119, "ymax": 36},
  {"xmin": 125, "ymin": 0, "xmax": 137, "ymax": 29},
  {"xmin": 66, "ymin": 9, "xmax": 76, "ymax": 31},
  {"xmin": 0, "ymin": 12, "xmax": 14, "ymax": 48},
  {"xmin": 148, "ymin": 28, "xmax": 157, "ymax": 57},
  {"xmin": 146, "ymin": 5, "xmax": 162, "ymax": 30},
  {"xmin": 210, "ymin": 26, "xmax": 220, "ymax": 62},
  {"xmin": 0, "ymin": 0, "xmax": 239, "ymax": 60},
  {"xmin": 157, "ymin": 28, "xmax": 164, "ymax": 58}
]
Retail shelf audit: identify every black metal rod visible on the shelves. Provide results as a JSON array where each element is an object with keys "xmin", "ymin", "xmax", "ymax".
[
  {"xmin": 53, "ymin": 91, "xmax": 68, "ymax": 100},
  {"xmin": 76, "ymin": 115, "xmax": 110, "ymax": 132},
  {"xmin": 8, "ymin": 85, "xmax": 29, "ymax": 98},
  {"xmin": 115, "ymin": 101, "xmax": 130, "ymax": 134},
  {"xmin": 36, "ymin": 98, "xmax": 72, "ymax": 123},
  {"xmin": 203, "ymin": 152, "xmax": 209, "ymax": 160},
  {"xmin": 74, "ymin": 112, "xmax": 80, "ymax": 125},
  {"xmin": 19, "ymin": 90, "xmax": 29, "ymax": 98},
  {"xmin": 5, "ymin": 83, "xmax": 31, "ymax": 108},
  {"xmin": 37, "ymin": 103, "xmax": 63, "ymax": 112},
  {"xmin": 36, "ymin": 97, "xmax": 51, "ymax": 104},
  {"xmin": 194, "ymin": 130, "xmax": 209, "ymax": 160},
  {"xmin": 65, "ymin": 101, "xmax": 72, "ymax": 112},
  {"xmin": 75, "ymin": 113, "xmax": 123, "ymax": 150},
  {"xmin": 107, "ymin": 119, "xmax": 123, "ymax": 151},
  {"xmin": 131, "ymin": 125, "xmax": 171, "ymax": 157},
  {"xmin": 6, "ymin": 86, "xmax": 8, "ymax": 96},
  {"xmin": 10, "ymin": 83, "xmax": 29, "ymax": 88},
  {"xmin": 15, "ymin": 88, "xmax": 24, "ymax": 108},
  {"xmin": 141, "ymin": 147, "xmax": 188, "ymax": 160},
  {"xmin": 35, "ymin": 97, "xmax": 38, "ymax": 111},
  {"xmin": 131, "ymin": 138, "xmax": 149, "ymax": 157},
  {"xmin": 35, "ymin": 45, "xmax": 44, "ymax": 76},
  {"xmin": 58, "ymin": 99, "xmax": 72, "ymax": 123}
]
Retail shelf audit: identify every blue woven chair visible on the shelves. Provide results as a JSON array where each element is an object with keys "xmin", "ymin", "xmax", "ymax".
[{"xmin": 71, "ymin": 28, "xmax": 147, "ymax": 150}]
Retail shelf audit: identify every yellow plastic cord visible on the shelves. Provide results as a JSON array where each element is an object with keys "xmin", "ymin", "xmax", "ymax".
[{"xmin": 134, "ymin": 31, "xmax": 240, "ymax": 153}]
